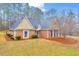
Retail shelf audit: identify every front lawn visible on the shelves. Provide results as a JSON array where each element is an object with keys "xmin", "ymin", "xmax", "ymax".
[
  {"xmin": 0, "ymin": 31, "xmax": 79, "ymax": 56},
  {"xmin": 0, "ymin": 39, "xmax": 79, "ymax": 56}
]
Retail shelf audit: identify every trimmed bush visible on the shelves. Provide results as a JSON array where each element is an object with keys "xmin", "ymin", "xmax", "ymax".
[
  {"xmin": 32, "ymin": 35, "xmax": 38, "ymax": 38},
  {"xmin": 15, "ymin": 36, "xmax": 21, "ymax": 40}
]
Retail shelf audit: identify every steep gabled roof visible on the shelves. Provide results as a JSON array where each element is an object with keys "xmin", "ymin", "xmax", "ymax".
[
  {"xmin": 28, "ymin": 17, "xmax": 41, "ymax": 29},
  {"xmin": 10, "ymin": 16, "xmax": 59, "ymax": 30},
  {"xmin": 9, "ymin": 16, "xmax": 34, "ymax": 30}
]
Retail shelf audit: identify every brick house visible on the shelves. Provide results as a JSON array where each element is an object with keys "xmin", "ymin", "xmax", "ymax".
[{"xmin": 8, "ymin": 16, "xmax": 61, "ymax": 39}]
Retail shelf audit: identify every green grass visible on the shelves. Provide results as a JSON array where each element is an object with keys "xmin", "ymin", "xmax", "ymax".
[{"xmin": 0, "ymin": 31, "xmax": 79, "ymax": 56}]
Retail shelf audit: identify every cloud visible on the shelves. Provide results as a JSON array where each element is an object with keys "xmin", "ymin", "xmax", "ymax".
[{"xmin": 29, "ymin": 3, "xmax": 46, "ymax": 12}]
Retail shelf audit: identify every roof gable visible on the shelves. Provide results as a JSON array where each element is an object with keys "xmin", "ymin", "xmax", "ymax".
[
  {"xmin": 10, "ymin": 16, "xmax": 60, "ymax": 30},
  {"xmin": 16, "ymin": 16, "xmax": 34, "ymax": 30},
  {"xmin": 10, "ymin": 16, "xmax": 34, "ymax": 30}
]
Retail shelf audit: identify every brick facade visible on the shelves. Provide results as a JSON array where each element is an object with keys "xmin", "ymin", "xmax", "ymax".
[{"xmin": 15, "ymin": 30, "xmax": 61, "ymax": 39}]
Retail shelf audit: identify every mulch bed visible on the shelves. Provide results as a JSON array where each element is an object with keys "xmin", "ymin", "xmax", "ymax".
[{"xmin": 51, "ymin": 37, "xmax": 78, "ymax": 44}]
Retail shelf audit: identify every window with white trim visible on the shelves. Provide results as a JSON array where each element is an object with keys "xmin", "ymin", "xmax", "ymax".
[{"xmin": 23, "ymin": 30, "xmax": 29, "ymax": 38}]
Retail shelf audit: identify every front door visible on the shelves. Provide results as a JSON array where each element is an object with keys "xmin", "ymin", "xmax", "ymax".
[{"xmin": 35, "ymin": 30, "xmax": 39, "ymax": 37}]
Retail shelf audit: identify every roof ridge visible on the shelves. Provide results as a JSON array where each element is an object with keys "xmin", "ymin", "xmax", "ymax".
[{"xmin": 9, "ymin": 16, "xmax": 34, "ymax": 30}]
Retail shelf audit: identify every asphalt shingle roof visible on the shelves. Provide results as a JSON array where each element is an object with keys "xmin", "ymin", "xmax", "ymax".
[{"xmin": 9, "ymin": 16, "xmax": 53, "ymax": 30}]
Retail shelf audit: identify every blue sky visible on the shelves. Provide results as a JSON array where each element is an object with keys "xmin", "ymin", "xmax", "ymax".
[
  {"xmin": 29, "ymin": 3, "xmax": 79, "ymax": 13},
  {"xmin": 44, "ymin": 3, "xmax": 79, "ymax": 13}
]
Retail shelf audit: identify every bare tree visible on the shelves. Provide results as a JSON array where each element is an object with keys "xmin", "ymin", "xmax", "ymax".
[
  {"xmin": 52, "ymin": 9, "xmax": 76, "ymax": 39},
  {"xmin": 62, "ymin": 9, "xmax": 76, "ymax": 38}
]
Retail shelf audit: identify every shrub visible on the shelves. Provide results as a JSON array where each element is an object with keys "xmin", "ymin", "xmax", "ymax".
[
  {"xmin": 32, "ymin": 35, "xmax": 38, "ymax": 38},
  {"xmin": 15, "ymin": 36, "xmax": 21, "ymax": 40}
]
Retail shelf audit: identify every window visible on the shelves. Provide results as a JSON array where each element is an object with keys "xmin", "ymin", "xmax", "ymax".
[
  {"xmin": 24, "ymin": 31, "xmax": 27, "ymax": 37},
  {"xmin": 23, "ymin": 30, "xmax": 29, "ymax": 38}
]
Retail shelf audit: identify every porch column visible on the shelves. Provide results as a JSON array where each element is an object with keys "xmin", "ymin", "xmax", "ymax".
[
  {"xmin": 47, "ymin": 31, "xmax": 49, "ymax": 38},
  {"xmin": 37, "ymin": 30, "xmax": 39, "ymax": 38},
  {"xmin": 52, "ymin": 30, "xmax": 54, "ymax": 37}
]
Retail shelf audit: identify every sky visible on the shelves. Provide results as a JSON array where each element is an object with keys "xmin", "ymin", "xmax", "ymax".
[
  {"xmin": 29, "ymin": 3, "xmax": 79, "ymax": 13},
  {"xmin": 29, "ymin": 3, "xmax": 45, "ymax": 11}
]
